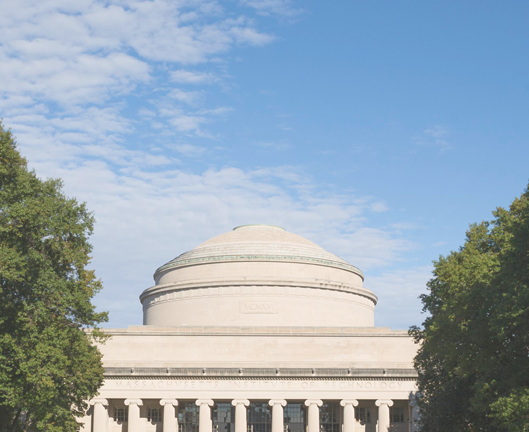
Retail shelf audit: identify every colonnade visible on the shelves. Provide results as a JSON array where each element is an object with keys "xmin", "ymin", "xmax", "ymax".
[{"xmin": 90, "ymin": 397, "xmax": 416, "ymax": 432}]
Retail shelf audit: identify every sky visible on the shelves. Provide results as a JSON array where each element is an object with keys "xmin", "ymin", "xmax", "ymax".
[{"xmin": 1, "ymin": 0, "xmax": 528, "ymax": 330}]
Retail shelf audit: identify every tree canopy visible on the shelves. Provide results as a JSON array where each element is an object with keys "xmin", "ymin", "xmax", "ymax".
[
  {"xmin": 0, "ymin": 122, "xmax": 108, "ymax": 432},
  {"xmin": 411, "ymin": 184, "xmax": 529, "ymax": 432}
]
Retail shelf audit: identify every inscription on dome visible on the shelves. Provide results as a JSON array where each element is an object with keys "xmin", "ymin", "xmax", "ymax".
[{"xmin": 240, "ymin": 301, "xmax": 277, "ymax": 314}]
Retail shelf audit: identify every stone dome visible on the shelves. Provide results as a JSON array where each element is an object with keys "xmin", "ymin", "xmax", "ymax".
[{"xmin": 140, "ymin": 225, "xmax": 377, "ymax": 327}]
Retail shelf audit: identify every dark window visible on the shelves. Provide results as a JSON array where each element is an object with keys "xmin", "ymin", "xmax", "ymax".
[
  {"xmin": 149, "ymin": 407, "xmax": 162, "ymax": 423},
  {"xmin": 284, "ymin": 403, "xmax": 305, "ymax": 432},
  {"xmin": 355, "ymin": 407, "xmax": 370, "ymax": 424},
  {"xmin": 320, "ymin": 402, "xmax": 340, "ymax": 432},
  {"xmin": 114, "ymin": 407, "xmax": 128, "ymax": 422},
  {"xmin": 248, "ymin": 402, "xmax": 271, "ymax": 432},
  {"xmin": 390, "ymin": 407, "xmax": 404, "ymax": 423},
  {"xmin": 179, "ymin": 402, "xmax": 200, "ymax": 432},
  {"xmin": 214, "ymin": 403, "xmax": 235, "ymax": 432}
]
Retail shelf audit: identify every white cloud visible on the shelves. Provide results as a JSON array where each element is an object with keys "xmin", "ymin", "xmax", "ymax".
[
  {"xmin": 169, "ymin": 114, "xmax": 208, "ymax": 135},
  {"xmin": 369, "ymin": 267, "xmax": 432, "ymax": 329},
  {"xmin": 0, "ymin": 0, "xmax": 275, "ymax": 108},
  {"xmin": 170, "ymin": 70, "xmax": 219, "ymax": 84},
  {"xmin": 198, "ymin": 106, "xmax": 234, "ymax": 116},
  {"xmin": 229, "ymin": 26, "xmax": 275, "ymax": 46},
  {"xmin": 424, "ymin": 125, "xmax": 449, "ymax": 138},
  {"xmin": 255, "ymin": 140, "xmax": 291, "ymax": 150},
  {"xmin": 172, "ymin": 143, "xmax": 206, "ymax": 157},
  {"xmin": 413, "ymin": 125, "xmax": 451, "ymax": 151},
  {"xmin": 169, "ymin": 88, "xmax": 204, "ymax": 105},
  {"xmin": 240, "ymin": 0, "xmax": 303, "ymax": 18}
]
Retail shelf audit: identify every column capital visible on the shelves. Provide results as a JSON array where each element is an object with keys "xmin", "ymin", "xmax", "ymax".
[
  {"xmin": 375, "ymin": 400, "xmax": 393, "ymax": 407},
  {"xmin": 304, "ymin": 400, "xmax": 323, "ymax": 407},
  {"xmin": 90, "ymin": 398, "xmax": 108, "ymax": 406},
  {"xmin": 269, "ymin": 400, "xmax": 287, "ymax": 407},
  {"xmin": 340, "ymin": 400, "xmax": 359, "ymax": 407},
  {"xmin": 232, "ymin": 399, "xmax": 250, "ymax": 407},
  {"xmin": 125, "ymin": 399, "xmax": 144, "ymax": 406},
  {"xmin": 160, "ymin": 399, "xmax": 179, "ymax": 407},
  {"xmin": 196, "ymin": 399, "xmax": 214, "ymax": 407}
]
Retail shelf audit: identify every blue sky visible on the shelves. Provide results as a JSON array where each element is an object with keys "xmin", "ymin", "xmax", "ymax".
[{"xmin": 1, "ymin": 0, "xmax": 528, "ymax": 330}]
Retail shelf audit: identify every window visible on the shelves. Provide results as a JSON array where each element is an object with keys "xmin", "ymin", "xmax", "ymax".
[
  {"xmin": 213, "ymin": 403, "xmax": 234, "ymax": 432},
  {"xmin": 179, "ymin": 402, "xmax": 199, "ymax": 432},
  {"xmin": 390, "ymin": 407, "xmax": 404, "ymax": 423},
  {"xmin": 149, "ymin": 408, "xmax": 162, "ymax": 423},
  {"xmin": 247, "ymin": 402, "xmax": 272, "ymax": 432},
  {"xmin": 355, "ymin": 407, "xmax": 370, "ymax": 424},
  {"xmin": 114, "ymin": 407, "xmax": 128, "ymax": 422},
  {"xmin": 320, "ymin": 402, "xmax": 340, "ymax": 432},
  {"xmin": 284, "ymin": 403, "xmax": 305, "ymax": 432}
]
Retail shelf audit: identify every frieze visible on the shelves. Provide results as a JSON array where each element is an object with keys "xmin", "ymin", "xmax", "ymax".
[{"xmin": 103, "ymin": 379, "xmax": 414, "ymax": 392}]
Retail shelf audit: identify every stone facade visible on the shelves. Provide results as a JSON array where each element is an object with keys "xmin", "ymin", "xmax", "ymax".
[{"xmin": 82, "ymin": 225, "xmax": 419, "ymax": 432}]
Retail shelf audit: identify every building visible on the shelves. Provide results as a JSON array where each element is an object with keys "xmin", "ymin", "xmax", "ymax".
[{"xmin": 83, "ymin": 225, "xmax": 419, "ymax": 432}]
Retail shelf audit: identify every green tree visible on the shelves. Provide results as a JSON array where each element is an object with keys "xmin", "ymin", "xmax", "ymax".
[
  {"xmin": 410, "ymin": 184, "xmax": 529, "ymax": 432},
  {"xmin": 0, "ymin": 122, "xmax": 108, "ymax": 432}
]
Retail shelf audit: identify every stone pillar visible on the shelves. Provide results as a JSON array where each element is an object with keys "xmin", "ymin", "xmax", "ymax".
[
  {"xmin": 269, "ymin": 400, "xmax": 287, "ymax": 432},
  {"xmin": 160, "ymin": 399, "xmax": 179, "ymax": 432},
  {"xmin": 196, "ymin": 399, "xmax": 214, "ymax": 432},
  {"xmin": 90, "ymin": 398, "xmax": 108, "ymax": 432},
  {"xmin": 304, "ymin": 400, "xmax": 322, "ymax": 432},
  {"xmin": 125, "ymin": 399, "xmax": 144, "ymax": 432},
  {"xmin": 232, "ymin": 400, "xmax": 250, "ymax": 432},
  {"xmin": 340, "ymin": 400, "xmax": 358, "ymax": 432},
  {"xmin": 375, "ymin": 400, "xmax": 393, "ymax": 432},
  {"xmin": 409, "ymin": 399, "xmax": 420, "ymax": 432}
]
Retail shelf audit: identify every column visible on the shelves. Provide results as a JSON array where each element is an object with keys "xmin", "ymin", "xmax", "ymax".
[
  {"xmin": 90, "ymin": 398, "xmax": 108, "ymax": 432},
  {"xmin": 125, "ymin": 399, "xmax": 144, "ymax": 432},
  {"xmin": 160, "ymin": 399, "xmax": 179, "ymax": 432},
  {"xmin": 409, "ymin": 399, "xmax": 420, "ymax": 432},
  {"xmin": 231, "ymin": 399, "xmax": 250, "ymax": 432},
  {"xmin": 340, "ymin": 400, "xmax": 358, "ymax": 432},
  {"xmin": 196, "ymin": 399, "xmax": 214, "ymax": 432},
  {"xmin": 304, "ymin": 400, "xmax": 322, "ymax": 432},
  {"xmin": 375, "ymin": 400, "xmax": 393, "ymax": 432},
  {"xmin": 269, "ymin": 400, "xmax": 287, "ymax": 432}
]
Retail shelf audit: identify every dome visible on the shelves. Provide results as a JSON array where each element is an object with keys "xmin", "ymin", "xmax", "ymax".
[{"xmin": 140, "ymin": 225, "xmax": 377, "ymax": 327}]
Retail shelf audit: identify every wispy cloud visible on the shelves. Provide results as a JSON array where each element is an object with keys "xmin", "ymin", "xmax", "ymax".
[
  {"xmin": 170, "ymin": 70, "xmax": 219, "ymax": 84},
  {"xmin": 413, "ymin": 125, "xmax": 451, "ymax": 151},
  {"xmin": 172, "ymin": 143, "xmax": 206, "ymax": 157},
  {"xmin": 240, "ymin": 0, "xmax": 304, "ymax": 18},
  {"xmin": 255, "ymin": 140, "xmax": 291, "ymax": 150}
]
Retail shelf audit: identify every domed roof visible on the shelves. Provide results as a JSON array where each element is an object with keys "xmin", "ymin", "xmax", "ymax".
[{"xmin": 154, "ymin": 225, "xmax": 363, "ymax": 279}]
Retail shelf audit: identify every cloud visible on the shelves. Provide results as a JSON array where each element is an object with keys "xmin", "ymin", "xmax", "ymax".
[
  {"xmin": 169, "ymin": 114, "xmax": 208, "ymax": 135},
  {"xmin": 170, "ymin": 70, "xmax": 219, "ymax": 84},
  {"xmin": 169, "ymin": 89, "xmax": 204, "ymax": 105},
  {"xmin": 255, "ymin": 140, "xmax": 291, "ymax": 150},
  {"xmin": 369, "ymin": 267, "xmax": 432, "ymax": 329},
  {"xmin": 276, "ymin": 123, "xmax": 293, "ymax": 131},
  {"xmin": 0, "ymin": 0, "xmax": 275, "ymax": 108},
  {"xmin": 424, "ymin": 125, "xmax": 449, "ymax": 138},
  {"xmin": 240, "ymin": 0, "xmax": 304, "ymax": 18},
  {"xmin": 413, "ymin": 125, "xmax": 451, "ymax": 151},
  {"xmin": 172, "ymin": 143, "xmax": 206, "ymax": 157}
]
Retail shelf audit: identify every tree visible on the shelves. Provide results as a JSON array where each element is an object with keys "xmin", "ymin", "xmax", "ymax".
[
  {"xmin": 0, "ymin": 122, "xmax": 108, "ymax": 432},
  {"xmin": 410, "ymin": 184, "xmax": 529, "ymax": 432}
]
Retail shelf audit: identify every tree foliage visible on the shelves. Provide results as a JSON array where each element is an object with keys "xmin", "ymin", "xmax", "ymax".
[
  {"xmin": 411, "ymin": 184, "xmax": 529, "ymax": 432},
  {"xmin": 0, "ymin": 123, "xmax": 108, "ymax": 432}
]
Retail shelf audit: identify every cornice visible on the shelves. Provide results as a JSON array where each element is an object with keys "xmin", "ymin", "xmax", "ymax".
[
  {"xmin": 154, "ymin": 255, "xmax": 364, "ymax": 281},
  {"xmin": 104, "ymin": 367, "xmax": 418, "ymax": 379},
  {"xmin": 140, "ymin": 279, "xmax": 377, "ymax": 305}
]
